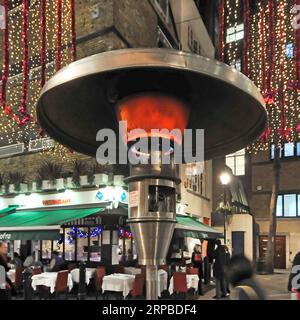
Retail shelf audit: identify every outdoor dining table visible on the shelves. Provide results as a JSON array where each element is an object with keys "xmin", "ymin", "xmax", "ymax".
[
  {"xmin": 71, "ymin": 268, "xmax": 96, "ymax": 285},
  {"xmin": 168, "ymin": 274, "xmax": 199, "ymax": 295},
  {"xmin": 31, "ymin": 272, "xmax": 73, "ymax": 294},
  {"xmin": 102, "ymin": 273, "xmax": 136, "ymax": 298},
  {"xmin": 102, "ymin": 269, "xmax": 168, "ymax": 298},
  {"xmin": 123, "ymin": 267, "xmax": 142, "ymax": 275}
]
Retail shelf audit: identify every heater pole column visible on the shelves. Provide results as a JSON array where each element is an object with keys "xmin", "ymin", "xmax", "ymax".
[{"xmin": 146, "ymin": 265, "xmax": 158, "ymax": 300}]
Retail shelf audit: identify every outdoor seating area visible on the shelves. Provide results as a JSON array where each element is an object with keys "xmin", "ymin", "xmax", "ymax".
[{"xmin": 2, "ymin": 263, "xmax": 203, "ymax": 300}]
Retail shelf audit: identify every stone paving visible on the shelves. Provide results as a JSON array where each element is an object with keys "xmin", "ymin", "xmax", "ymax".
[{"xmin": 198, "ymin": 269, "xmax": 295, "ymax": 300}]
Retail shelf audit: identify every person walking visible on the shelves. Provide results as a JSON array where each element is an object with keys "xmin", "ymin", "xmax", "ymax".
[
  {"xmin": 226, "ymin": 254, "xmax": 266, "ymax": 300},
  {"xmin": 288, "ymin": 251, "xmax": 300, "ymax": 293},
  {"xmin": 0, "ymin": 242, "xmax": 14, "ymax": 300},
  {"xmin": 212, "ymin": 239, "xmax": 228, "ymax": 299},
  {"xmin": 191, "ymin": 244, "xmax": 204, "ymax": 295}
]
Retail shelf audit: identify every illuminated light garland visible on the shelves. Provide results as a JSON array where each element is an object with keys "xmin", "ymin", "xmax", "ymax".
[
  {"xmin": 70, "ymin": 0, "xmax": 76, "ymax": 62},
  {"xmin": 56, "ymin": 0, "xmax": 63, "ymax": 71},
  {"xmin": 219, "ymin": 0, "xmax": 225, "ymax": 61},
  {"xmin": 222, "ymin": 0, "xmax": 299, "ymax": 153},
  {"xmin": 243, "ymin": 0, "xmax": 250, "ymax": 76},
  {"xmin": 1, "ymin": 0, "xmax": 9, "ymax": 112},
  {"xmin": 263, "ymin": 0, "xmax": 277, "ymax": 105},
  {"xmin": 40, "ymin": 0, "xmax": 47, "ymax": 88}
]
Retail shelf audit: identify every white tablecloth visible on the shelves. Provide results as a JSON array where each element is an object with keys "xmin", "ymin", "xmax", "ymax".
[
  {"xmin": 124, "ymin": 267, "xmax": 142, "ymax": 275},
  {"xmin": 71, "ymin": 268, "xmax": 96, "ymax": 285},
  {"xmin": 31, "ymin": 272, "xmax": 73, "ymax": 294},
  {"xmin": 168, "ymin": 274, "xmax": 199, "ymax": 295},
  {"xmin": 157, "ymin": 269, "xmax": 168, "ymax": 295},
  {"xmin": 7, "ymin": 269, "xmax": 16, "ymax": 283},
  {"xmin": 102, "ymin": 273, "xmax": 136, "ymax": 298}
]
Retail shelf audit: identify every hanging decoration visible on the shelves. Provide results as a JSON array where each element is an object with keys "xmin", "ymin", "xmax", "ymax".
[
  {"xmin": 289, "ymin": 0, "xmax": 300, "ymax": 91},
  {"xmin": 1, "ymin": 0, "xmax": 9, "ymax": 113},
  {"xmin": 219, "ymin": 0, "xmax": 225, "ymax": 62},
  {"xmin": 18, "ymin": 0, "xmax": 32, "ymax": 127},
  {"xmin": 223, "ymin": 0, "xmax": 299, "ymax": 152},
  {"xmin": 242, "ymin": 0, "xmax": 250, "ymax": 76},
  {"xmin": 263, "ymin": 0, "xmax": 277, "ymax": 105},
  {"xmin": 56, "ymin": 0, "xmax": 63, "ymax": 71},
  {"xmin": 70, "ymin": 0, "xmax": 76, "ymax": 62},
  {"xmin": 40, "ymin": 0, "xmax": 47, "ymax": 88}
]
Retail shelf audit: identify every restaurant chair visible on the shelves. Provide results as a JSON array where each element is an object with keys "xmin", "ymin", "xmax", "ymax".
[
  {"xmin": 95, "ymin": 267, "xmax": 106, "ymax": 300},
  {"xmin": 128, "ymin": 274, "xmax": 145, "ymax": 300},
  {"xmin": 114, "ymin": 265, "xmax": 124, "ymax": 274},
  {"xmin": 159, "ymin": 265, "xmax": 170, "ymax": 273},
  {"xmin": 32, "ymin": 267, "xmax": 42, "ymax": 276},
  {"xmin": 68, "ymin": 263, "xmax": 77, "ymax": 272},
  {"xmin": 14, "ymin": 267, "xmax": 24, "ymax": 294},
  {"xmin": 54, "ymin": 270, "xmax": 69, "ymax": 300},
  {"xmin": 186, "ymin": 267, "xmax": 198, "ymax": 275},
  {"xmin": 173, "ymin": 272, "xmax": 188, "ymax": 300}
]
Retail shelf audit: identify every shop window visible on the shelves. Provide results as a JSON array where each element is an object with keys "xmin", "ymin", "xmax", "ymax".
[
  {"xmin": 77, "ymin": 227, "xmax": 89, "ymax": 262},
  {"xmin": 225, "ymin": 149, "xmax": 245, "ymax": 176},
  {"xmin": 297, "ymin": 143, "xmax": 300, "ymax": 156},
  {"xmin": 65, "ymin": 228, "xmax": 76, "ymax": 261},
  {"xmin": 89, "ymin": 227, "xmax": 102, "ymax": 262},
  {"xmin": 41, "ymin": 240, "xmax": 52, "ymax": 260}
]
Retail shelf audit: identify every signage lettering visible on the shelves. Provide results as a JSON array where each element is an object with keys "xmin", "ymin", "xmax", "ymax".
[
  {"xmin": 42, "ymin": 199, "xmax": 71, "ymax": 206},
  {"xmin": 0, "ymin": 232, "xmax": 11, "ymax": 240}
]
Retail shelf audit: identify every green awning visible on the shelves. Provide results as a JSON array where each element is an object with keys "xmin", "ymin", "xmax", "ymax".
[
  {"xmin": 0, "ymin": 207, "xmax": 104, "ymax": 240},
  {"xmin": 0, "ymin": 205, "xmax": 19, "ymax": 216},
  {"xmin": 175, "ymin": 215, "xmax": 223, "ymax": 240}
]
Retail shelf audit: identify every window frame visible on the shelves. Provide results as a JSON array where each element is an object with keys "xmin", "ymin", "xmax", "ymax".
[
  {"xmin": 225, "ymin": 149, "xmax": 246, "ymax": 176},
  {"xmin": 271, "ymin": 142, "xmax": 300, "ymax": 160},
  {"xmin": 276, "ymin": 193, "xmax": 300, "ymax": 218}
]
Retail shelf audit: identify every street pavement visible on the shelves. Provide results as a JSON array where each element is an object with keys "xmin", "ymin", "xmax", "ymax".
[{"xmin": 198, "ymin": 269, "xmax": 294, "ymax": 300}]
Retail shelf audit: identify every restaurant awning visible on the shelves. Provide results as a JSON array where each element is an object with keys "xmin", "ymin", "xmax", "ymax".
[
  {"xmin": 0, "ymin": 205, "xmax": 19, "ymax": 217},
  {"xmin": 0, "ymin": 207, "xmax": 104, "ymax": 240},
  {"xmin": 174, "ymin": 215, "xmax": 223, "ymax": 240}
]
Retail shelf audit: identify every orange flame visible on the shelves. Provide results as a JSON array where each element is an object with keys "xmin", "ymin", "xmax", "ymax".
[{"xmin": 117, "ymin": 94, "xmax": 190, "ymax": 145}]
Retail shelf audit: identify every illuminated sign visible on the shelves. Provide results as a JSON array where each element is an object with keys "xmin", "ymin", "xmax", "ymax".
[
  {"xmin": 42, "ymin": 199, "xmax": 71, "ymax": 206},
  {"xmin": 0, "ymin": 232, "xmax": 11, "ymax": 240}
]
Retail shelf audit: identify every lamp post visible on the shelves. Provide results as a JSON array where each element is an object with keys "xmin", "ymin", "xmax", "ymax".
[{"xmin": 220, "ymin": 172, "xmax": 231, "ymax": 245}]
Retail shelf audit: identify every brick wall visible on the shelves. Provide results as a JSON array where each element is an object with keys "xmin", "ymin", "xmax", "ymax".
[{"xmin": 0, "ymin": 0, "xmax": 157, "ymax": 180}]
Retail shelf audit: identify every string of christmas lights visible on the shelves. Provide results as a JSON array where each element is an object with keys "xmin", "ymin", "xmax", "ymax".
[{"xmin": 222, "ymin": 0, "xmax": 300, "ymax": 152}]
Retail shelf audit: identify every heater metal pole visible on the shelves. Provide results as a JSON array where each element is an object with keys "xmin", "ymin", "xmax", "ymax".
[{"xmin": 146, "ymin": 265, "xmax": 158, "ymax": 300}]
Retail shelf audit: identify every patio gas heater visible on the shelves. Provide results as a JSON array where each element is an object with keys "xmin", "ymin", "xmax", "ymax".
[{"xmin": 37, "ymin": 49, "xmax": 267, "ymax": 300}]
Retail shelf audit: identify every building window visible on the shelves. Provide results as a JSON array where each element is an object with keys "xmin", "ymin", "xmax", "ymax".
[
  {"xmin": 276, "ymin": 194, "xmax": 299, "ymax": 217},
  {"xmin": 230, "ymin": 59, "xmax": 241, "ymax": 71},
  {"xmin": 226, "ymin": 23, "xmax": 244, "ymax": 44},
  {"xmin": 271, "ymin": 143, "xmax": 300, "ymax": 160},
  {"xmin": 225, "ymin": 149, "xmax": 245, "ymax": 176}
]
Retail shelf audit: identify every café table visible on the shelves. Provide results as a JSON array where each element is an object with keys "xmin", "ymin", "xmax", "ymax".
[
  {"xmin": 31, "ymin": 272, "xmax": 73, "ymax": 294},
  {"xmin": 71, "ymin": 268, "xmax": 96, "ymax": 285},
  {"xmin": 102, "ymin": 273, "xmax": 136, "ymax": 298},
  {"xmin": 124, "ymin": 267, "xmax": 142, "ymax": 275},
  {"xmin": 168, "ymin": 274, "xmax": 199, "ymax": 295}
]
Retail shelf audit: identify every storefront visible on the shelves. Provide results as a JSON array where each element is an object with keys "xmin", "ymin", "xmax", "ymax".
[{"xmin": 0, "ymin": 187, "xmax": 135, "ymax": 267}]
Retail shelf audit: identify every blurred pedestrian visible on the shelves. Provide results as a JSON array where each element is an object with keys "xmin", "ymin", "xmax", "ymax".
[
  {"xmin": 288, "ymin": 251, "xmax": 300, "ymax": 292},
  {"xmin": 212, "ymin": 239, "xmax": 228, "ymax": 299},
  {"xmin": 0, "ymin": 242, "xmax": 13, "ymax": 300},
  {"xmin": 226, "ymin": 254, "xmax": 266, "ymax": 300},
  {"xmin": 191, "ymin": 244, "xmax": 204, "ymax": 295}
]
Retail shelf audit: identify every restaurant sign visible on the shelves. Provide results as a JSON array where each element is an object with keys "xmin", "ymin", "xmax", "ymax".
[{"xmin": 0, "ymin": 232, "xmax": 11, "ymax": 240}]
